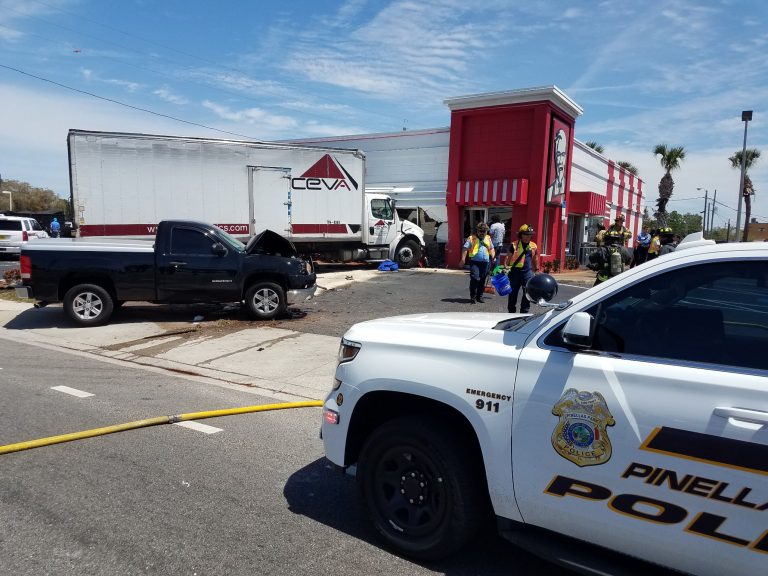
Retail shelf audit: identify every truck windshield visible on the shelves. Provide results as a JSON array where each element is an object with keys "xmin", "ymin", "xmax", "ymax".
[
  {"xmin": 371, "ymin": 198, "xmax": 394, "ymax": 220},
  {"xmin": 214, "ymin": 227, "xmax": 246, "ymax": 252}
]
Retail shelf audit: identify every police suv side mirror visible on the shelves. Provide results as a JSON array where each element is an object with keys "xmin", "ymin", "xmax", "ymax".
[
  {"xmin": 211, "ymin": 242, "xmax": 227, "ymax": 257},
  {"xmin": 561, "ymin": 312, "xmax": 593, "ymax": 348}
]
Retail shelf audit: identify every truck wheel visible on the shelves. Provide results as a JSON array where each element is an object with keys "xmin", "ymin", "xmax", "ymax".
[
  {"xmin": 63, "ymin": 284, "xmax": 114, "ymax": 326},
  {"xmin": 357, "ymin": 416, "xmax": 487, "ymax": 560},
  {"xmin": 395, "ymin": 239, "xmax": 420, "ymax": 269},
  {"xmin": 245, "ymin": 282, "xmax": 285, "ymax": 320}
]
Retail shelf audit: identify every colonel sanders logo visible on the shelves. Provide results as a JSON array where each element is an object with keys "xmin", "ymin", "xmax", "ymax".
[{"xmin": 552, "ymin": 389, "xmax": 615, "ymax": 467}]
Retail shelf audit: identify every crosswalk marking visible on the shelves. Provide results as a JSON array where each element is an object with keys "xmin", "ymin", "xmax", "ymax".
[
  {"xmin": 174, "ymin": 421, "xmax": 222, "ymax": 435},
  {"xmin": 51, "ymin": 385, "xmax": 94, "ymax": 398}
]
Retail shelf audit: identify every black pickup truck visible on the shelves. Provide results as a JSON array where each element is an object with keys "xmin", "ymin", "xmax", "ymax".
[{"xmin": 16, "ymin": 220, "xmax": 316, "ymax": 326}]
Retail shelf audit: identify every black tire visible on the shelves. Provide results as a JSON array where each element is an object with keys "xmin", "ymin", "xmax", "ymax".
[
  {"xmin": 63, "ymin": 283, "xmax": 114, "ymax": 326},
  {"xmin": 357, "ymin": 416, "xmax": 487, "ymax": 560},
  {"xmin": 244, "ymin": 282, "xmax": 285, "ymax": 320},
  {"xmin": 395, "ymin": 239, "xmax": 420, "ymax": 269}
]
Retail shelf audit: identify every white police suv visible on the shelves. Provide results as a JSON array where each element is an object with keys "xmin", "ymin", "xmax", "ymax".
[
  {"xmin": 322, "ymin": 236, "xmax": 767, "ymax": 576},
  {"xmin": 0, "ymin": 214, "xmax": 49, "ymax": 256}
]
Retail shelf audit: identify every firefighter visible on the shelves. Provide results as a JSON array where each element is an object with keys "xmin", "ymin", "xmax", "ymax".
[
  {"xmin": 658, "ymin": 227, "xmax": 677, "ymax": 256},
  {"xmin": 588, "ymin": 230, "xmax": 631, "ymax": 286},
  {"xmin": 647, "ymin": 228, "xmax": 662, "ymax": 261},
  {"xmin": 607, "ymin": 213, "xmax": 631, "ymax": 246},
  {"xmin": 460, "ymin": 222, "xmax": 495, "ymax": 304},
  {"xmin": 505, "ymin": 224, "xmax": 539, "ymax": 313}
]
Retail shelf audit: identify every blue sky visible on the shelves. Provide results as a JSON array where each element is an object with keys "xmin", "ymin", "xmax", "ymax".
[{"xmin": 1, "ymin": 0, "xmax": 766, "ymax": 228}]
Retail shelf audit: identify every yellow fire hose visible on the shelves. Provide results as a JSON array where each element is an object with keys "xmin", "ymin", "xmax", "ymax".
[{"xmin": 0, "ymin": 400, "xmax": 323, "ymax": 456}]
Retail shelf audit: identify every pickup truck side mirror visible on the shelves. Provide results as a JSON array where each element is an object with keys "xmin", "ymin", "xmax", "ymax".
[
  {"xmin": 211, "ymin": 242, "xmax": 227, "ymax": 257},
  {"xmin": 561, "ymin": 312, "xmax": 593, "ymax": 348}
]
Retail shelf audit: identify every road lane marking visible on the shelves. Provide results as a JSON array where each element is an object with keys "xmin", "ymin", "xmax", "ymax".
[
  {"xmin": 174, "ymin": 421, "xmax": 222, "ymax": 434},
  {"xmin": 51, "ymin": 385, "xmax": 94, "ymax": 398}
]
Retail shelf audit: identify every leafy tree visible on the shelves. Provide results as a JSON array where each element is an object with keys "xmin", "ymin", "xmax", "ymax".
[
  {"xmin": 652, "ymin": 144, "xmax": 686, "ymax": 226},
  {"xmin": 0, "ymin": 179, "xmax": 70, "ymax": 217},
  {"xmin": 729, "ymin": 148, "xmax": 761, "ymax": 241},
  {"xmin": 666, "ymin": 211, "xmax": 688, "ymax": 235},
  {"xmin": 585, "ymin": 141, "xmax": 604, "ymax": 153},
  {"xmin": 682, "ymin": 212, "xmax": 703, "ymax": 235},
  {"xmin": 617, "ymin": 161, "xmax": 638, "ymax": 175},
  {"xmin": 707, "ymin": 226, "xmax": 730, "ymax": 242}
]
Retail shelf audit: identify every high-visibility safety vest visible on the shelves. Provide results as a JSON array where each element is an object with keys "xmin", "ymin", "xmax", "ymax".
[
  {"xmin": 648, "ymin": 235, "xmax": 661, "ymax": 255},
  {"xmin": 508, "ymin": 241, "xmax": 538, "ymax": 268},
  {"xmin": 467, "ymin": 235, "xmax": 493, "ymax": 258}
]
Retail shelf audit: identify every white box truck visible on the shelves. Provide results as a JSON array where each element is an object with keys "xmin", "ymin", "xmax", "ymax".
[{"xmin": 67, "ymin": 130, "xmax": 425, "ymax": 267}]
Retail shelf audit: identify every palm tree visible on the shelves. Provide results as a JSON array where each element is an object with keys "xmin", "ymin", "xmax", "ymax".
[
  {"xmin": 653, "ymin": 144, "xmax": 686, "ymax": 226},
  {"xmin": 617, "ymin": 161, "xmax": 638, "ymax": 175},
  {"xmin": 585, "ymin": 141, "xmax": 604, "ymax": 154},
  {"xmin": 729, "ymin": 148, "xmax": 761, "ymax": 241}
]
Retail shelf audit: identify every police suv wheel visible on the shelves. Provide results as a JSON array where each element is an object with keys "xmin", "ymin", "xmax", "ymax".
[
  {"xmin": 63, "ymin": 283, "xmax": 114, "ymax": 326},
  {"xmin": 245, "ymin": 282, "xmax": 285, "ymax": 320},
  {"xmin": 357, "ymin": 416, "xmax": 487, "ymax": 560}
]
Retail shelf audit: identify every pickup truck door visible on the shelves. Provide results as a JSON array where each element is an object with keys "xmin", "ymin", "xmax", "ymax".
[
  {"xmin": 157, "ymin": 225, "xmax": 241, "ymax": 303},
  {"xmin": 510, "ymin": 259, "xmax": 768, "ymax": 576}
]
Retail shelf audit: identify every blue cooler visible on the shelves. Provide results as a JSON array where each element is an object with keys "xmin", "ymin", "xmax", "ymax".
[{"xmin": 491, "ymin": 272, "xmax": 512, "ymax": 296}]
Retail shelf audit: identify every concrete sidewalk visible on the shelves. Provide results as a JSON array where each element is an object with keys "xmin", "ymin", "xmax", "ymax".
[
  {"xmin": 0, "ymin": 270, "xmax": 375, "ymax": 402},
  {"xmin": 0, "ymin": 266, "xmax": 593, "ymax": 402}
]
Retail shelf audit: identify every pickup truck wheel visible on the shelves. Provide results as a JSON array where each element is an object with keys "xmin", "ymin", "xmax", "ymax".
[
  {"xmin": 245, "ymin": 282, "xmax": 285, "ymax": 320},
  {"xmin": 395, "ymin": 239, "xmax": 420, "ymax": 269},
  {"xmin": 64, "ymin": 284, "xmax": 114, "ymax": 326},
  {"xmin": 358, "ymin": 416, "xmax": 486, "ymax": 560}
]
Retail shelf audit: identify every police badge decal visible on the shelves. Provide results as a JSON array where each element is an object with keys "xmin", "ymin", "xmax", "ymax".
[{"xmin": 552, "ymin": 389, "xmax": 615, "ymax": 467}]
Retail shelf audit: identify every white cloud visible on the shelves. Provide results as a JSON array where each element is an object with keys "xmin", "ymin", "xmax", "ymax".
[
  {"xmin": 154, "ymin": 87, "xmax": 188, "ymax": 105},
  {"xmin": 105, "ymin": 78, "xmax": 141, "ymax": 92},
  {"xmin": 282, "ymin": 0, "xmax": 504, "ymax": 99},
  {"xmin": 201, "ymin": 100, "xmax": 298, "ymax": 131}
]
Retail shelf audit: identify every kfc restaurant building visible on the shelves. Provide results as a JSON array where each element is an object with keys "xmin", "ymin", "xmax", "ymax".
[{"xmin": 291, "ymin": 85, "xmax": 645, "ymax": 268}]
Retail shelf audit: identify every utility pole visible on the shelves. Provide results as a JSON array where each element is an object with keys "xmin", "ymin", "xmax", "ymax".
[
  {"xmin": 703, "ymin": 190, "xmax": 709, "ymax": 237},
  {"xmin": 735, "ymin": 110, "xmax": 753, "ymax": 242},
  {"xmin": 727, "ymin": 219, "xmax": 731, "ymax": 242},
  {"xmin": 709, "ymin": 189, "xmax": 717, "ymax": 233}
]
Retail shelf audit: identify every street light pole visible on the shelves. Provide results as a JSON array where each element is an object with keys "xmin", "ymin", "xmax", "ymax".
[
  {"xmin": 735, "ymin": 110, "xmax": 753, "ymax": 242},
  {"xmin": 1, "ymin": 190, "xmax": 12, "ymax": 211}
]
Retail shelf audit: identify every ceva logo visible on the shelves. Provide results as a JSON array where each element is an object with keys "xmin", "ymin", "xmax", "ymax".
[{"xmin": 292, "ymin": 154, "xmax": 359, "ymax": 192}]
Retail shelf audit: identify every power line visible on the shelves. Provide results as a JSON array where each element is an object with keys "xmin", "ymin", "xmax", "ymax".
[{"xmin": 0, "ymin": 63, "xmax": 259, "ymax": 140}]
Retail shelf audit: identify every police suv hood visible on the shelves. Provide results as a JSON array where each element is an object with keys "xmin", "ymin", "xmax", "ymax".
[{"xmin": 343, "ymin": 312, "xmax": 532, "ymax": 348}]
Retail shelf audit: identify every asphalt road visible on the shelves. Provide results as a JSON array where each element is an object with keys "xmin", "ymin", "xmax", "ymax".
[
  {"xmin": 0, "ymin": 339, "xmax": 575, "ymax": 576},
  {"xmin": 263, "ymin": 266, "xmax": 586, "ymax": 338}
]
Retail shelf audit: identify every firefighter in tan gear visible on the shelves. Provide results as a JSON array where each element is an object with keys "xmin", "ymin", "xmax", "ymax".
[{"xmin": 588, "ymin": 230, "xmax": 631, "ymax": 285}]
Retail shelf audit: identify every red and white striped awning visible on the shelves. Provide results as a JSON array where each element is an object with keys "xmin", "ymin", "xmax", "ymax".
[{"xmin": 454, "ymin": 178, "xmax": 528, "ymax": 206}]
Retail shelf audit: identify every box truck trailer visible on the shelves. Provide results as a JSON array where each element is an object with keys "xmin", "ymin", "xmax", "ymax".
[{"xmin": 67, "ymin": 130, "xmax": 425, "ymax": 267}]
